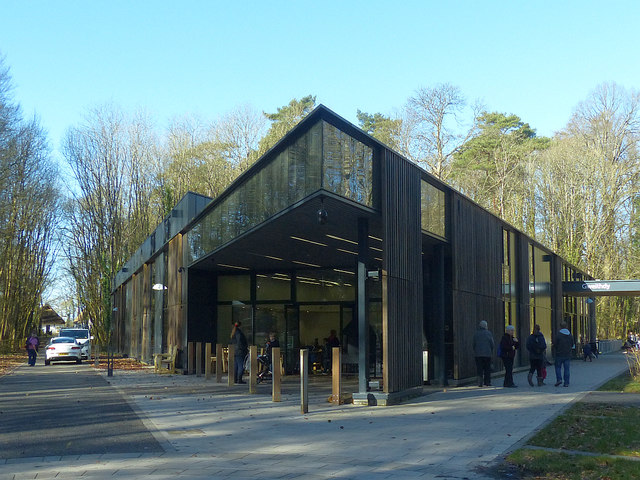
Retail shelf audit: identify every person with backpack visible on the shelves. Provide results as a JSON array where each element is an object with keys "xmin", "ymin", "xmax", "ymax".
[
  {"xmin": 499, "ymin": 325, "xmax": 519, "ymax": 388},
  {"xmin": 25, "ymin": 331, "xmax": 39, "ymax": 366},
  {"xmin": 526, "ymin": 324, "xmax": 547, "ymax": 387}
]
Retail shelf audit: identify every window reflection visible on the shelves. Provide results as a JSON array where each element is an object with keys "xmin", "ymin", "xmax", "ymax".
[
  {"xmin": 421, "ymin": 180, "xmax": 446, "ymax": 238},
  {"xmin": 186, "ymin": 119, "xmax": 376, "ymax": 264},
  {"xmin": 323, "ymin": 122, "xmax": 373, "ymax": 206}
]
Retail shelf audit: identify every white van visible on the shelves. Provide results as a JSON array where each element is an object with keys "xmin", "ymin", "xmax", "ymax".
[{"xmin": 59, "ymin": 328, "xmax": 91, "ymax": 359}]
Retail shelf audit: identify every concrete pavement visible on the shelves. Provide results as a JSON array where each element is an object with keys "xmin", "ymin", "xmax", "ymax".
[{"xmin": 0, "ymin": 352, "xmax": 631, "ymax": 479}]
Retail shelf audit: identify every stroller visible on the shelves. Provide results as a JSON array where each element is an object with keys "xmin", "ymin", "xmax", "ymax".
[{"xmin": 256, "ymin": 353, "xmax": 273, "ymax": 384}]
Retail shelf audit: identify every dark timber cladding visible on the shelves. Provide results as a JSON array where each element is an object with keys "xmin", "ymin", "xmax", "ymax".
[
  {"xmin": 451, "ymin": 193, "xmax": 502, "ymax": 380},
  {"xmin": 381, "ymin": 150, "xmax": 423, "ymax": 394}
]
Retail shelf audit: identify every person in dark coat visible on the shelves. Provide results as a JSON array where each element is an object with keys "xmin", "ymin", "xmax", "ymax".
[
  {"xmin": 472, "ymin": 320, "xmax": 494, "ymax": 387},
  {"xmin": 230, "ymin": 321, "xmax": 248, "ymax": 384},
  {"xmin": 553, "ymin": 321, "xmax": 575, "ymax": 387},
  {"xmin": 526, "ymin": 324, "xmax": 547, "ymax": 387},
  {"xmin": 499, "ymin": 325, "xmax": 519, "ymax": 388}
]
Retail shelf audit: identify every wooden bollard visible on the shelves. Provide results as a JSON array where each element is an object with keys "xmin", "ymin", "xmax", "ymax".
[
  {"xmin": 205, "ymin": 342, "xmax": 212, "ymax": 379},
  {"xmin": 332, "ymin": 346, "xmax": 342, "ymax": 405},
  {"xmin": 196, "ymin": 342, "xmax": 202, "ymax": 377},
  {"xmin": 300, "ymin": 348, "xmax": 309, "ymax": 414},
  {"xmin": 188, "ymin": 342, "xmax": 195, "ymax": 375},
  {"xmin": 216, "ymin": 343, "xmax": 223, "ymax": 383},
  {"xmin": 249, "ymin": 345, "xmax": 257, "ymax": 393},
  {"xmin": 227, "ymin": 344, "xmax": 235, "ymax": 386},
  {"xmin": 272, "ymin": 347, "xmax": 281, "ymax": 402}
]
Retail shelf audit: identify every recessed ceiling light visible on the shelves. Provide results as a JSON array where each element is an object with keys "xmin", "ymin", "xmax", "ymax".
[
  {"xmin": 217, "ymin": 263, "xmax": 250, "ymax": 270},
  {"xmin": 292, "ymin": 260, "xmax": 322, "ymax": 268},
  {"xmin": 290, "ymin": 236, "xmax": 327, "ymax": 247},
  {"xmin": 326, "ymin": 234, "xmax": 358, "ymax": 245}
]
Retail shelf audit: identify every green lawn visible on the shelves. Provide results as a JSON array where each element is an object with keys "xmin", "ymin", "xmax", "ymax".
[{"xmin": 499, "ymin": 371, "xmax": 640, "ymax": 479}]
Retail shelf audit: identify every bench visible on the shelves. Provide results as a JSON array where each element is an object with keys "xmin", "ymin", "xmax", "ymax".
[{"xmin": 154, "ymin": 345, "xmax": 177, "ymax": 374}]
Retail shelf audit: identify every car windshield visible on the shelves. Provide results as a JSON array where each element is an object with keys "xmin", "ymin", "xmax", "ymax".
[
  {"xmin": 60, "ymin": 330, "xmax": 88, "ymax": 339},
  {"xmin": 52, "ymin": 337, "xmax": 76, "ymax": 344}
]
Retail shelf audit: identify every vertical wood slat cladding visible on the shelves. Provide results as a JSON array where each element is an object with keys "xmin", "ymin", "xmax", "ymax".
[
  {"xmin": 515, "ymin": 232, "xmax": 531, "ymax": 346},
  {"xmin": 450, "ymin": 194, "xmax": 503, "ymax": 380},
  {"xmin": 381, "ymin": 150, "xmax": 423, "ymax": 393},
  {"xmin": 551, "ymin": 256, "xmax": 563, "ymax": 330},
  {"xmin": 166, "ymin": 234, "xmax": 185, "ymax": 352},
  {"xmin": 141, "ymin": 263, "xmax": 151, "ymax": 363}
]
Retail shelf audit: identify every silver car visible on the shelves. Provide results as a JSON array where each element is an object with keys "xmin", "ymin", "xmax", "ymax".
[{"xmin": 44, "ymin": 337, "xmax": 83, "ymax": 365}]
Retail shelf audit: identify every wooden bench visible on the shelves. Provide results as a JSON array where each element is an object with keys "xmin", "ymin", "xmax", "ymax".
[{"xmin": 154, "ymin": 345, "xmax": 177, "ymax": 374}]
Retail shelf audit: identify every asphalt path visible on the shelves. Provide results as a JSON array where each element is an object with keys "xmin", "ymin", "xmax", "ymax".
[{"xmin": 0, "ymin": 359, "xmax": 163, "ymax": 459}]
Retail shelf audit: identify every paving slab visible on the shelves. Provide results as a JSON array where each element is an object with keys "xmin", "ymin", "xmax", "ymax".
[{"xmin": 0, "ymin": 352, "xmax": 631, "ymax": 479}]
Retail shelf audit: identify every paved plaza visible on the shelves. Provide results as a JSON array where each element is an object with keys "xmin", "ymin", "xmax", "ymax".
[{"xmin": 0, "ymin": 352, "xmax": 631, "ymax": 479}]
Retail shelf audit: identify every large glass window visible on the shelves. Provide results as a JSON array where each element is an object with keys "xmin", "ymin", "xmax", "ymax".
[
  {"xmin": 296, "ymin": 270, "xmax": 356, "ymax": 303},
  {"xmin": 187, "ymin": 122, "xmax": 323, "ymax": 263},
  {"xmin": 218, "ymin": 275, "xmax": 251, "ymax": 302},
  {"xmin": 421, "ymin": 180, "xmax": 446, "ymax": 239},
  {"xmin": 256, "ymin": 273, "xmax": 291, "ymax": 301},
  {"xmin": 323, "ymin": 122, "xmax": 373, "ymax": 206}
]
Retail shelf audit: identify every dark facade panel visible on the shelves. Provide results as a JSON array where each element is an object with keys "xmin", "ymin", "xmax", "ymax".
[
  {"xmin": 450, "ymin": 193, "xmax": 503, "ymax": 380},
  {"xmin": 381, "ymin": 150, "xmax": 423, "ymax": 393}
]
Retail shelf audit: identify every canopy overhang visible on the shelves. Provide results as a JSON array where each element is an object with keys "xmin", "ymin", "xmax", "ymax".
[{"xmin": 563, "ymin": 280, "xmax": 640, "ymax": 297}]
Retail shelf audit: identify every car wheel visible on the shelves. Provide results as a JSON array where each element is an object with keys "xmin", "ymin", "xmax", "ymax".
[{"xmin": 44, "ymin": 359, "xmax": 50, "ymax": 366}]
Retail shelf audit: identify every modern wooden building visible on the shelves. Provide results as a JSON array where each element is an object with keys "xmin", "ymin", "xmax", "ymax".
[{"xmin": 112, "ymin": 105, "xmax": 594, "ymax": 405}]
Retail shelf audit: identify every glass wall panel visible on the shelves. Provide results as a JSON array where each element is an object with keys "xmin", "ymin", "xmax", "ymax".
[
  {"xmin": 322, "ymin": 122, "xmax": 373, "ymax": 206},
  {"xmin": 256, "ymin": 273, "xmax": 291, "ymax": 301},
  {"xmin": 187, "ymin": 122, "xmax": 323, "ymax": 264},
  {"xmin": 255, "ymin": 305, "xmax": 286, "ymax": 350},
  {"xmin": 217, "ymin": 275, "xmax": 251, "ymax": 302},
  {"xmin": 299, "ymin": 304, "xmax": 341, "ymax": 348},
  {"xmin": 296, "ymin": 270, "xmax": 356, "ymax": 303},
  {"xmin": 421, "ymin": 180, "xmax": 446, "ymax": 238}
]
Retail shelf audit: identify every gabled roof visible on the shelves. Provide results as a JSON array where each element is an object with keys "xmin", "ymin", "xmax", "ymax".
[{"xmin": 40, "ymin": 304, "xmax": 65, "ymax": 325}]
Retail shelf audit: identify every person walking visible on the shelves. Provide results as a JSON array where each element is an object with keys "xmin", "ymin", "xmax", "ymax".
[
  {"xmin": 499, "ymin": 325, "xmax": 519, "ymax": 387},
  {"xmin": 553, "ymin": 321, "xmax": 574, "ymax": 387},
  {"xmin": 25, "ymin": 331, "xmax": 39, "ymax": 366},
  {"xmin": 472, "ymin": 320, "xmax": 494, "ymax": 387},
  {"xmin": 230, "ymin": 321, "xmax": 248, "ymax": 384},
  {"xmin": 525, "ymin": 324, "xmax": 547, "ymax": 386}
]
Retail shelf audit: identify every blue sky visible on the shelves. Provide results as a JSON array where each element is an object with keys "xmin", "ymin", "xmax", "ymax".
[{"xmin": 1, "ymin": 0, "xmax": 639, "ymax": 160}]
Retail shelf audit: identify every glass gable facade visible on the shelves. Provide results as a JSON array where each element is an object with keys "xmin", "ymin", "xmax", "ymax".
[{"xmin": 186, "ymin": 120, "xmax": 374, "ymax": 264}]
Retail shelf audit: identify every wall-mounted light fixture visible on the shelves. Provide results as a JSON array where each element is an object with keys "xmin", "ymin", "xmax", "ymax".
[
  {"xmin": 317, "ymin": 197, "xmax": 328, "ymax": 225},
  {"xmin": 152, "ymin": 283, "xmax": 168, "ymax": 291}
]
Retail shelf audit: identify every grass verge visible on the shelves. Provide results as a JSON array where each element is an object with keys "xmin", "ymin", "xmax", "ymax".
[{"xmin": 497, "ymin": 371, "xmax": 640, "ymax": 479}]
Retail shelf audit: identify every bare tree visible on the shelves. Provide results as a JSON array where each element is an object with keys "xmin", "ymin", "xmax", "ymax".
[
  {"xmin": 62, "ymin": 104, "xmax": 159, "ymax": 345},
  {"xmin": 404, "ymin": 83, "xmax": 478, "ymax": 179},
  {"xmin": 0, "ymin": 55, "xmax": 59, "ymax": 344}
]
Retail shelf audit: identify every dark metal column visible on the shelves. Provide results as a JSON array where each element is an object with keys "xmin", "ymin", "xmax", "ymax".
[
  {"xmin": 433, "ymin": 244, "xmax": 447, "ymax": 386},
  {"xmin": 357, "ymin": 217, "xmax": 369, "ymax": 394}
]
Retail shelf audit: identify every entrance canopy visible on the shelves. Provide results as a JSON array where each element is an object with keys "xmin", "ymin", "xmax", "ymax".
[{"xmin": 562, "ymin": 280, "xmax": 640, "ymax": 297}]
